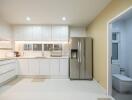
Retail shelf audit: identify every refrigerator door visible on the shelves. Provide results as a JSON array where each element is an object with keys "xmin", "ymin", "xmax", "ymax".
[
  {"xmin": 70, "ymin": 38, "xmax": 80, "ymax": 79},
  {"xmin": 70, "ymin": 59, "xmax": 80, "ymax": 79},
  {"xmin": 85, "ymin": 38, "xmax": 93, "ymax": 79},
  {"xmin": 79, "ymin": 38, "xmax": 86, "ymax": 79}
]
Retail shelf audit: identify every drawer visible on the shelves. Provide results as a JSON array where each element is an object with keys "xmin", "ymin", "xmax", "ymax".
[
  {"xmin": 0, "ymin": 62, "xmax": 16, "ymax": 75},
  {"xmin": 0, "ymin": 59, "xmax": 16, "ymax": 66},
  {"xmin": 0, "ymin": 70, "xmax": 16, "ymax": 83}
]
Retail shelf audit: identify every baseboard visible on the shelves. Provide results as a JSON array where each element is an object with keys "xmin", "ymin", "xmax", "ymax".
[{"xmin": 93, "ymin": 79, "xmax": 107, "ymax": 95}]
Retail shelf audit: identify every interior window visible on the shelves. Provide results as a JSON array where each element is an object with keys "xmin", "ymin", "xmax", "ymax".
[
  {"xmin": 112, "ymin": 32, "xmax": 120, "ymax": 63},
  {"xmin": 112, "ymin": 33, "xmax": 117, "ymax": 40},
  {"xmin": 112, "ymin": 43, "xmax": 118, "ymax": 60}
]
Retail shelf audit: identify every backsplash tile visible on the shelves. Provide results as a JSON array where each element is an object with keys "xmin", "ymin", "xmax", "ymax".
[{"xmin": 15, "ymin": 43, "xmax": 70, "ymax": 57}]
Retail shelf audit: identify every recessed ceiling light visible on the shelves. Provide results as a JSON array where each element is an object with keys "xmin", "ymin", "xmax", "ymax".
[
  {"xmin": 26, "ymin": 17, "xmax": 31, "ymax": 21},
  {"xmin": 62, "ymin": 17, "xmax": 66, "ymax": 21}
]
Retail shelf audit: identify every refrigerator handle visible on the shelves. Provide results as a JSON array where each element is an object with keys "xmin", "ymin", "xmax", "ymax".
[
  {"xmin": 80, "ymin": 41, "xmax": 81, "ymax": 63},
  {"xmin": 78, "ymin": 41, "xmax": 80, "ymax": 63}
]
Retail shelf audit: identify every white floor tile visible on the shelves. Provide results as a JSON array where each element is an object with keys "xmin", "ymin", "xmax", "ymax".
[{"xmin": 0, "ymin": 78, "xmax": 113, "ymax": 100}]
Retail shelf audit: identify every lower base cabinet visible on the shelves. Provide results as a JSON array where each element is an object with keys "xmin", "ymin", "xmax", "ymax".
[
  {"xmin": 0, "ymin": 60, "xmax": 17, "ymax": 84},
  {"xmin": 17, "ymin": 58, "xmax": 69, "ymax": 78},
  {"xmin": 60, "ymin": 59, "xmax": 69, "ymax": 76},
  {"xmin": 39, "ymin": 59, "xmax": 50, "ymax": 75},
  {"xmin": 50, "ymin": 59, "xmax": 60, "ymax": 75},
  {"xmin": 17, "ymin": 59, "xmax": 29, "ymax": 75},
  {"xmin": 28, "ymin": 59, "xmax": 39, "ymax": 75}
]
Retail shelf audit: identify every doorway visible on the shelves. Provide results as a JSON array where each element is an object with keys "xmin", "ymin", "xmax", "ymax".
[{"xmin": 107, "ymin": 7, "xmax": 132, "ymax": 100}]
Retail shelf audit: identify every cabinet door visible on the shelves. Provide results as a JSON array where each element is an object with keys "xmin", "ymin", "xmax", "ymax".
[
  {"xmin": 41, "ymin": 25, "xmax": 52, "ymax": 41},
  {"xmin": 9, "ymin": 62, "xmax": 17, "ymax": 76},
  {"xmin": 52, "ymin": 25, "xmax": 68, "ymax": 41},
  {"xmin": 60, "ymin": 59, "xmax": 69, "ymax": 76},
  {"xmin": 14, "ymin": 26, "xmax": 33, "ymax": 41},
  {"xmin": 52, "ymin": 25, "xmax": 61, "ymax": 41},
  {"xmin": 14, "ymin": 26, "xmax": 24, "ymax": 41},
  {"xmin": 32, "ymin": 25, "xmax": 42, "ymax": 41},
  {"xmin": 50, "ymin": 59, "xmax": 60, "ymax": 75},
  {"xmin": 18, "ymin": 59, "xmax": 29, "ymax": 75},
  {"xmin": 60, "ymin": 26, "xmax": 68, "ymax": 41},
  {"xmin": 28, "ymin": 59, "xmax": 39, "ymax": 75},
  {"xmin": 39, "ymin": 59, "xmax": 50, "ymax": 75},
  {"xmin": 23, "ymin": 26, "xmax": 33, "ymax": 41}
]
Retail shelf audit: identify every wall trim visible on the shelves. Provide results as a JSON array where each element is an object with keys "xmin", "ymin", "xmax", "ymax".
[{"xmin": 93, "ymin": 79, "xmax": 107, "ymax": 94}]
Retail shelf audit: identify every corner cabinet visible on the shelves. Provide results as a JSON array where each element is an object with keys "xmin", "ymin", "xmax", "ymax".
[{"xmin": 13, "ymin": 25, "xmax": 69, "ymax": 41}]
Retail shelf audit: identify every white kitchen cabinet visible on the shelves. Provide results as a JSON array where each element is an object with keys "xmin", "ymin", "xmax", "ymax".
[
  {"xmin": 52, "ymin": 25, "xmax": 69, "ymax": 41},
  {"xmin": 39, "ymin": 59, "xmax": 50, "ymax": 75},
  {"xmin": 60, "ymin": 58, "xmax": 69, "ymax": 76},
  {"xmin": 13, "ymin": 25, "xmax": 68, "ymax": 41},
  {"xmin": 32, "ymin": 25, "xmax": 42, "ymax": 41},
  {"xmin": 14, "ymin": 26, "xmax": 24, "ymax": 41},
  {"xmin": 14, "ymin": 25, "xmax": 33, "ymax": 41},
  {"xmin": 28, "ymin": 59, "xmax": 39, "ymax": 75},
  {"xmin": 60, "ymin": 26, "xmax": 68, "ymax": 41},
  {"xmin": 41, "ymin": 25, "xmax": 52, "ymax": 41},
  {"xmin": 17, "ymin": 59, "xmax": 29, "ymax": 75},
  {"xmin": 17, "ymin": 58, "xmax": 69, "ymax": 78},
  {"xmin": 50, "ymin": 59, "xmax": 60, "ymax": 75},
  {"xmin": 0, "ymin": 19, "xmax": 12, "ymax": 40},
  {"xmin": 0, "ymin": 60, "xmax": 17, "ymax": 84},
  {"xmin": 23, "ymin": 26, "xmax": 33, "ymax": 41}
]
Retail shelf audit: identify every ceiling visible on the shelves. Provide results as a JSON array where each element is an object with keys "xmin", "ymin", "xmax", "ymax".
[{"xmin": 0, "ymin": 0, "xmax": 111, "ymax": 26}]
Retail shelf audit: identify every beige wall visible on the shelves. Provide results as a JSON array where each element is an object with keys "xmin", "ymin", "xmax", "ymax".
[{"xmin": 87, "ymin": 0, "xmax": 132, "ymax": 89}]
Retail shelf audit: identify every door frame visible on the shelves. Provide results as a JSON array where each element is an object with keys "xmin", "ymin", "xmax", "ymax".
[{"xmin": 107, "ymin": 6, "xmax": 132, "ymax": 95}]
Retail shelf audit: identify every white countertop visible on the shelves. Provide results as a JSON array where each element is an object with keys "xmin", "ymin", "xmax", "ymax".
[
  {"xmin": 0, "ymin": 56, "xmax": 69, "ymax": 61},
  {"xmin": 0, "ymin": 58, "xmax": 16, "ymax": 61},
  {"xmin": 15, "ymin": 56, "xmax": 69, "ymax": 59}
]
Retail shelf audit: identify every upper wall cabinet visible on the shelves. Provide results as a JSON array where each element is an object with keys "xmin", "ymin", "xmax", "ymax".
[
  {"xmin": 52, "ymin": 25, "xmax": 69, "ymax": 41},
  {"xmin": 13, "ymin": 25, "xmax": 69, "ymax": 41},
  {"xmin": 0, "ymin": 19, "xmax": 12, "ymax": 41},
  {"xmin": 14, "ymin": 26, "xmax": 24, "ymax": 41},
  {"xmin": 32, "ymin": 25, "xmax": 42, "ymax": 41},
  {"xmin": 14, "ymin": 25, "xmax": 33, "ymax": 41},
  {"xmin": 23, "ymin": 26, "xmax": 33, "ymax": 41},
  {"xmin": 41, "ymin": 25, "xmax": 52, "ymax": 41}
]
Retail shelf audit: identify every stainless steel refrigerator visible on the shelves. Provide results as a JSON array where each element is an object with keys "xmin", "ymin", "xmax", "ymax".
[{"xmin": 70, "ymin": 37, "xmax": 93, "ymax": 80}]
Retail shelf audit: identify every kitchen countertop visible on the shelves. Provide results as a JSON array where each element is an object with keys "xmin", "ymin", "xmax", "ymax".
[
  {"xmin": 0, "ymin": 56, "xmax": 69, "ymax": 61},
  {"xmin": 0, "ymin": 58, "xmax": 16, "ymax": 61},
  {"xmin": 15, "ymin": 56, "xmax": 69, "ymax": 59}
]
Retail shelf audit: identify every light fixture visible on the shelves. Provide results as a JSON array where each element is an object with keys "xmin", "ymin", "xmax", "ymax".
[
  {"xmin": 62, "ymin": 17, "xmax": 66, "ymax": 21},
  {"xmin": 26, "ymin": 16, "xmax": 31, "ymax": 21}
]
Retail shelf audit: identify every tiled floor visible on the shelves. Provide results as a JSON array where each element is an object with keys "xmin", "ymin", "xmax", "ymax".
[
  {"xmin": 112, "ymin": 89, "xmax": 132, "ymax": 100},
  {"xmin": 0, "ymin": 78, "xmax": 113, "ymax": 100}
]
